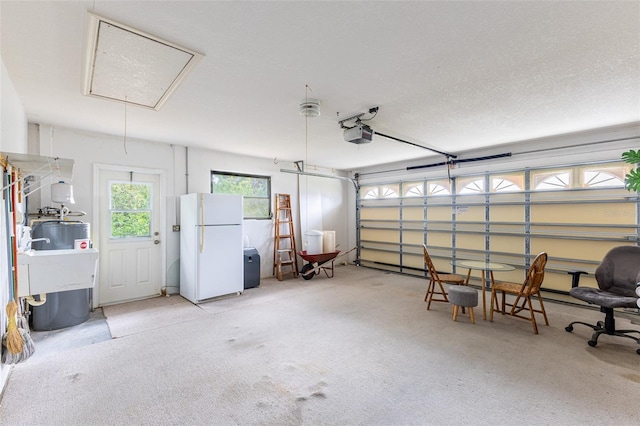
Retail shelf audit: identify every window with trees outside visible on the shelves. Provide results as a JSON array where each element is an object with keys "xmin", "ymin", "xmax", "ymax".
[
  {"xmin": 211, "ymin": 171, "xmax": 271, "ymax": 219},
  {"xmin": 109, "ymin": 181, "xmax": 152, "ymax": 238}
]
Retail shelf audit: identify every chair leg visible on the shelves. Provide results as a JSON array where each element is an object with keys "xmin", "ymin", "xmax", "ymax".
[
  {"xmin": 566, "ymin": 307, "xmax": 640, "ymax": 353},
  {"xmin": 424, "ymin": 280, "xmax": 432, "ymax": 302},
  {"xmin": 452, "ymin": 305, "xmax": 459, "ymax": 321},
  {"xmin": 512, "ymin": 294, "xmax": 523, "ymax": 313},
  {"xmin": 537, "ymin": 294, "xmax": 549, "ymax": 326},
  {"xmin": 438, "ymin": 281, "xmax": 449, "ymax": 302},
  {"xmin": 425, "ymin": 280, "xmax": 435, "ymax": 309},
  {"xmin": 469, "ymin": 307, "xmax": 475, "ymax": 324},
  {"xmin": 425, "ymin": 279, "xmax": 449, "ymax": 310},
  {"xmin": 526, "ymin": 297, "xmax": 539, "ymax": 334},
  {"xmin": 491, "ymin": 289, "xmax": 500, "ymax": 313},
  {"xmin": 489, "ymin": 289, "xmax": 496, "ymax": 321}
]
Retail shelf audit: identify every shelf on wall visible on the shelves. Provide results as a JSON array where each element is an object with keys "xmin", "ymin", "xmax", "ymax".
[{"xmin": 1, "ymin": 152, "xmax": 74, "ymax": 197}]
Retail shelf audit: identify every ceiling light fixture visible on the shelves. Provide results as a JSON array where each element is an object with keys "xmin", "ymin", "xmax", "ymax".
[
  {"xmin": 280, "ymin": 88, "xmax": 358, "ymax": 189},
  {"xmin": 82, "ymin": 12, "xmax": 203, "ymax": 110},
  {"xmin": 299, "ymin": 99, "xmax": 321, "ymax": 117}
]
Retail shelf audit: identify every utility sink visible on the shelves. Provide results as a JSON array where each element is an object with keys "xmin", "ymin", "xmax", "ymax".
[{"xmin": 17, "ymin": 249, "xmax": 99, "ymax": 297}]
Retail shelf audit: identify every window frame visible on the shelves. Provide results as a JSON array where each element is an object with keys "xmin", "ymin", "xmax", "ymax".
[
  {"xmin": 108, "ymin": 179, "xmax": 153, "ymax": 239},
  {"xmin": 210, "ymin": 170, "xmax": 272, "ymax": 219}
]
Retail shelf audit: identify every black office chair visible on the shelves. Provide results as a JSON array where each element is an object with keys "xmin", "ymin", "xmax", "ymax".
[{"xmin": 565, "ymin": 246, "xmax": 640, "ymax": 355}]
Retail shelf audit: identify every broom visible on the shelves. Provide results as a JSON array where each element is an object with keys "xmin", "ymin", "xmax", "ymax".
[
  {"xmin": 2, "ymin": 299, "xmax": 35, "ymax": 364},
  {"xmin": 2, "ymin": 169, "xmax": 28, "ymax": 360},
  {"xmin": 5, "ymin": 301, "xmax": 23, "ymax": 354}
]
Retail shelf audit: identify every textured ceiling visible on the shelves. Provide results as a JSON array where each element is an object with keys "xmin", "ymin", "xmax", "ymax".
[{"xmin": 1, "ymin": 1, "xmax": 639, "ymax": 171}]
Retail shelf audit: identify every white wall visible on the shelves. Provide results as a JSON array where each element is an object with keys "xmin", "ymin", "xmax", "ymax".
[
  {"xmin": 34, "ymin": 124, "xmax": 182, "ymax": 293},
  {"xmin": 174, "ymin": 146, "xmax": 352, "ymax": 277},
  {"xmin": 1, "ymin": 61, "xmax": 27, "ymax": 154},
  {"xmin": 298, "ymin": 174, "xmax": 353, "ymax": 257},
  {"xmin": 30, "ymin": 126, "xmax": 351, "ymax": 292},
  {"xmin": 0, "ymin": 58, "xmax": 28, "ymax": 397}
]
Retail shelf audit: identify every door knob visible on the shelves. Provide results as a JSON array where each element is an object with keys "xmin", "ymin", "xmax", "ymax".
[{"xmin": 154, "ymin": 239, "xmax": 161, "ymax": 244}]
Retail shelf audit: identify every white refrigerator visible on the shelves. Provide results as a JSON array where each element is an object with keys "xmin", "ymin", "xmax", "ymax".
[{"xmin": 180, "ymin": 193, "xmax": 244, "ymax": 303}]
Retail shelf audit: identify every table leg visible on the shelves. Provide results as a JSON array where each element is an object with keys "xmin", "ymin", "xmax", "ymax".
[
  {"xmin": 481, "ymin": 270, "xmax": 486, "ymax": 320},
  {"xmin": 465, "ymin": 269, "xmax": 472, "ymax": 285}
]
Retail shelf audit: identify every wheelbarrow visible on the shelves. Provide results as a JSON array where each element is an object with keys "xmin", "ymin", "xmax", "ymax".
[{"xmin": 298, "ymin": 247, "xmax": 357, "ymax": 280}]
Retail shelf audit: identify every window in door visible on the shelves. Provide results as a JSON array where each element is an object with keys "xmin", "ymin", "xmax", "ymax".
[
  {"xmin": 490, "ymin": 174, "xmax": 523, "ymax": 192},
  {"xmin": 109, "ymin": 181, "xmax": 152, "ymax": 238},
  {"xmin": 427, "ymin": 180, "xmax": 451, "ymax": 196},
  {"xmin": 458, "ymin": 177, "xmax": 485, "ymax": 194},
  {"xmin": 361, "ymin": 185, "xmax": 399, "ymax": 199},
  {"xmin": 403, "ymin": 182, "xmax": 424, "ymax": 197},
  {"xmin": 532, "ymin": 169, "xmax": 572, "ymax": 190},
  {"xmin": 580, "ymin": 164, "xmax": 629, "ymax": 188}
]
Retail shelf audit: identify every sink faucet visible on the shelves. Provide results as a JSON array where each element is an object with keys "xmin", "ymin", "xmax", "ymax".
[{"xmin": 25, "ymin": 237, "xmax": 50, "ymax": 250}]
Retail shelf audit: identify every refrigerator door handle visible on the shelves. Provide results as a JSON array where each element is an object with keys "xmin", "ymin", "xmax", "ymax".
[{"xmin": 200, "ymin": 194, "xmax": 205, "ymax": 253}]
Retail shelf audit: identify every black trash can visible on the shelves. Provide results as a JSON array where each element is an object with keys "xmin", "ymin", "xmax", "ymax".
[{"xmin": 243, "ymin": 248, "xmax": 260, "ymax": 289}]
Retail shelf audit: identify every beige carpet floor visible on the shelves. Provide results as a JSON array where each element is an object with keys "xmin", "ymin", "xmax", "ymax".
[
  {"xmin": 1, "ymin": 265, "xmax": 639, "ymax": 425},
  {"xmin": 103, "ymin": 293, "xmax": 208, "ymax": 338}
]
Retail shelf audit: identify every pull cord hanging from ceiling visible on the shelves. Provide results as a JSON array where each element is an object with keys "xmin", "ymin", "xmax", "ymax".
[
  {"xmin": 299, "ymin": 84, "xmax": 321, "ymax": 232},
  {"xmin": 123, "ymin": 96, "xmax": 128, "ymax": 155},
  {"xmin": 281, "ymin": 92, "xmax": 362, "ymax": 188}
]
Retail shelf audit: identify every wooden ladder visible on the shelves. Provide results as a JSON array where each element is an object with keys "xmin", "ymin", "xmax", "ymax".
[{"xmin": 273, "ymin": 193, "xmax": 299, "ymax": 280}]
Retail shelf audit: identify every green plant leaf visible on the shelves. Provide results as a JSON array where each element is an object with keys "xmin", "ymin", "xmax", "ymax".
[
  {"xmin": 625, "ymin": 168, "xmax": 640, "ymax": 192},
  {"xmin": 621, "ymin": 149, "xmax": 640, "ymax": 192},
  {"xmin": 622, "ymin": 149, "xmax": 640, "ymax": 164}
]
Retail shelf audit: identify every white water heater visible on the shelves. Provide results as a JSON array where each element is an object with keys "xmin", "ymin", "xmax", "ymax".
[{"xmin": 30, "ymin": 221, "xmax": 91, "ymax": 330}]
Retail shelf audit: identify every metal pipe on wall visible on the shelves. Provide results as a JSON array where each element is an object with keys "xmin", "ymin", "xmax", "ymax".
[{"xmin": 185, "ymin": 146, "xmax": 189, "ymax": 194}]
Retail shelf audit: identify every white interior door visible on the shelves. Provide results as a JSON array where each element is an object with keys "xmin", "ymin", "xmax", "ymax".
[{"xmin": 96, "ymin": 166, "xmax": 164, "ymax": 305}]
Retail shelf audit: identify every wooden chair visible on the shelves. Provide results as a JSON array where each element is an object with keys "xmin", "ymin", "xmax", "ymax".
[
  {"xmin": 490, "ymin": 252, "xmax": 549, "ymax": 334},
  {"xmin": 423, "ymin": 245, "xmax": 465, "ymax": 309}
]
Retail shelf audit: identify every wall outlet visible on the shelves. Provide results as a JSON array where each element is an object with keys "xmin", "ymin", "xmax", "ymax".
[{"xmin": 172, "ymin": 225, "xmax": 180, "ymax": 232}]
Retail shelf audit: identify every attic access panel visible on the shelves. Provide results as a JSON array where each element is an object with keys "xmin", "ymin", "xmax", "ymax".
[{"xmin": 83, "ymin": 12, "xmax": 203, "ymax": 110}]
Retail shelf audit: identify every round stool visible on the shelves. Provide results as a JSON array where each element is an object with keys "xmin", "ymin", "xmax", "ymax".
[{"xmin": 448, "ymin": 286, "xmax": 478, "ymax": 324}]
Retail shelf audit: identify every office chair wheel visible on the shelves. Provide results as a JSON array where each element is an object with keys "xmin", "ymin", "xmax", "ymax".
[
  {"xmin": 636, "ymin": 349, "xmax": 640, "ymax": 355},
  {"xmin": 588, "ymin": 340, "xmax": 598, "ymax": 347},
  {"xmin": 565, "ymin": 325, "xmax": 573, "ymax": 332}
]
